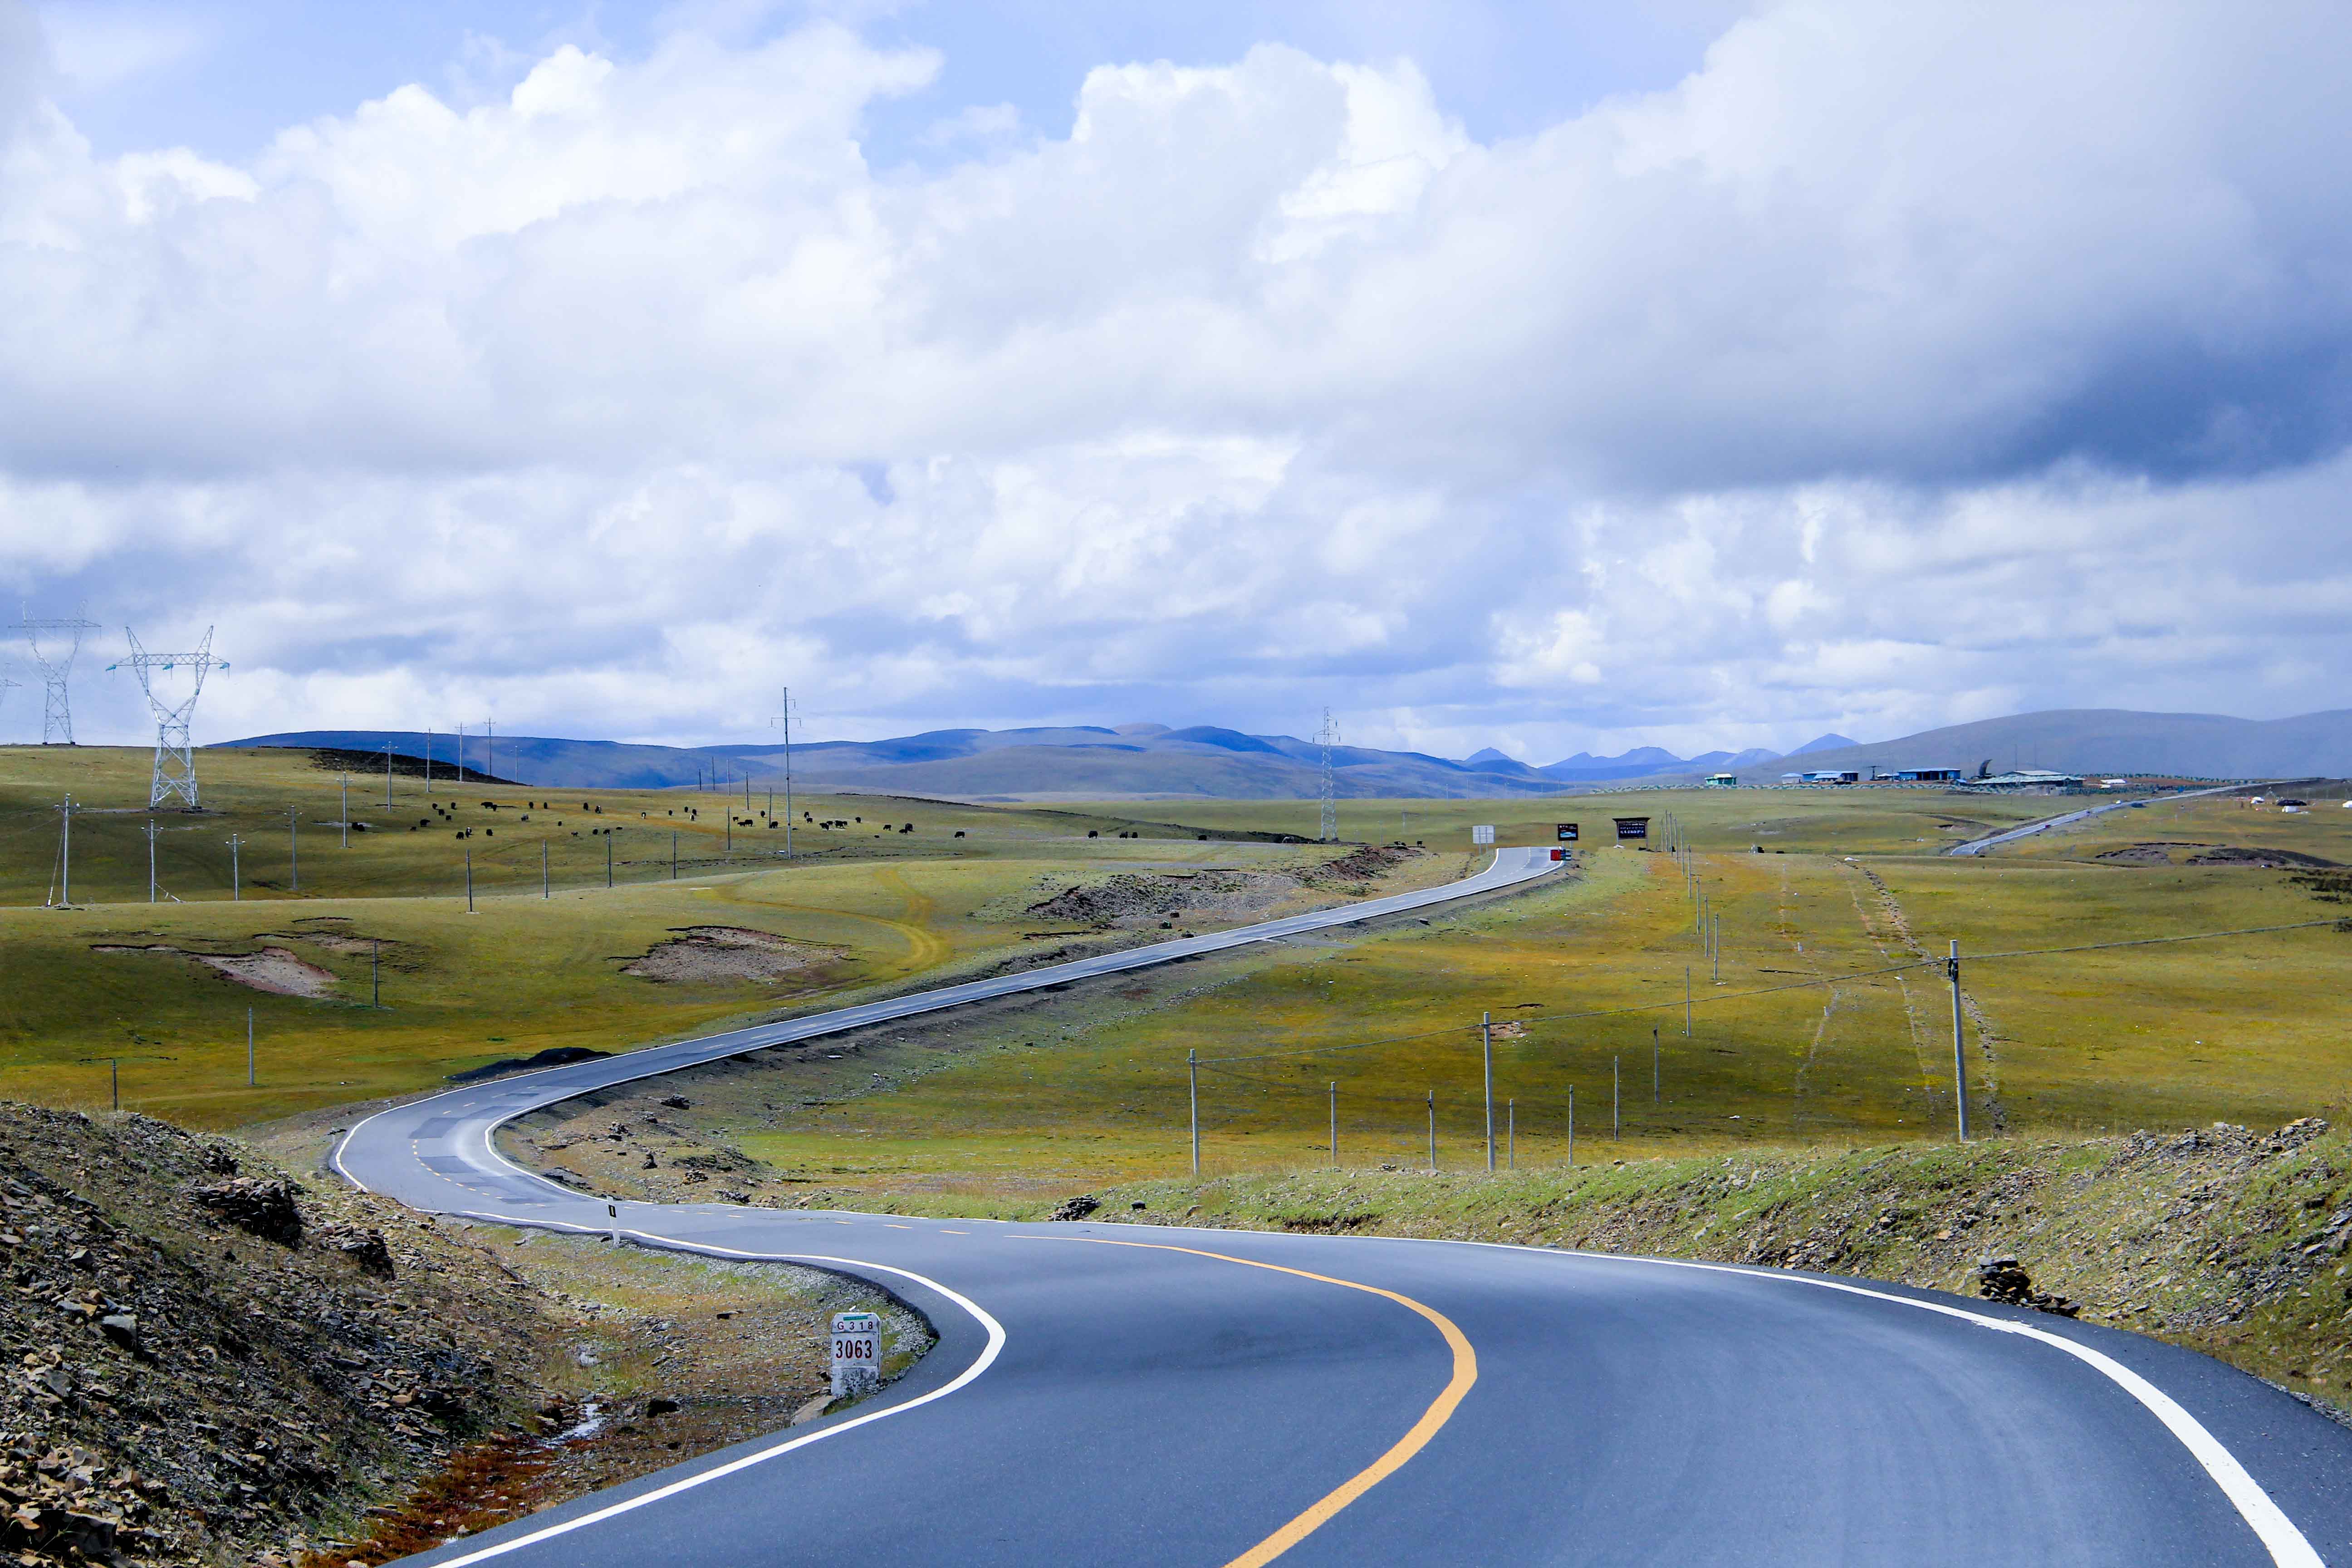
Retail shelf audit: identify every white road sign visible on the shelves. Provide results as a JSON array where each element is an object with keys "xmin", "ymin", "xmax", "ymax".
[
  {"xmin": 831, "ymin": 1310, "xmax": 882, "ymax": 1399},
  {"xmin": 1471, "ymin": 824, "xmax": 1495, "ymax": 845}
]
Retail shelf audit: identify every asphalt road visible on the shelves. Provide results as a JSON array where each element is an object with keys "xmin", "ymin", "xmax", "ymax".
[
  {"xmin": 336, "ymin": 847, "xmax": 2351, "ymax": 1567},
  {"xmin": 1946, "ymin": 783, "xmax": 2249, "ymax": 856}
]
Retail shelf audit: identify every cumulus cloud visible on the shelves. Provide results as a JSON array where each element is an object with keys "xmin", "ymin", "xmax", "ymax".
[{"xmin": 1, "ymin": 0, "xmax": 2348, "ymax": 759}]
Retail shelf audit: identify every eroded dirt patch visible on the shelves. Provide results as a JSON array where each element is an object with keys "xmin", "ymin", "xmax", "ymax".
[
  {"xmin": 2186, "ymin": 845, "xmax": 2341, "ymax": 869},
  {"xmin": 91, "ymin": 942, "xmax": 338, "ymax": 997},
  {"xmin": 2093, "ymin": 842, "xmax": 2205, "ymax": 865},
  {"xmin": 619, "ymin": 927, "xmax": 835, "ymax": 985}
]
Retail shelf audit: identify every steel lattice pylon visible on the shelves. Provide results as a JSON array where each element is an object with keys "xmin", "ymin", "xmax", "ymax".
[
  {"xmin": 1318, "ymin": 707, "xmax": 1340, "ymax": 843},
  {"xmin": 14, "ymin": 609, "xmax": 102, "ymax": 745},
  {"xmin": 113, "ymin": 628, "xmax": 227, "ymax": 808}
]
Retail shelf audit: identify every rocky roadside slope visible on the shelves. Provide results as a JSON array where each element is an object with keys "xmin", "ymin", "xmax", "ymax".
[
  {"xmin": 0, "ymin": 1102, "xmax": 915, "ymax": 1568},
  {"xmin": 0, "ymin": 1102, "xmax": 543, "ymax": 1565}
]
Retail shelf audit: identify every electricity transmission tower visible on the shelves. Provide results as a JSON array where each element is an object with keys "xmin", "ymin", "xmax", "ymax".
[
  {"xmin": 113, "ymin": 628, "xmax": 227, "ymax": 807},
  {"xmin": 15, "ymin": 609, "xmax": 102, "ymax": 745},
  {"xmin": 1318, "ymin": 708, "xmax": 1340, "ymax": 842}
]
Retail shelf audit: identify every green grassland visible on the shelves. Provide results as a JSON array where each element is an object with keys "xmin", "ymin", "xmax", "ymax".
[
  {"xmin": 0, "ymin": 746, "xmax": 1445, "ymax": 1124},
  {"xmin": 513, "ymin": 781, "xmax": 2352, "ymax": 1215},
  {"xmin": 8, "ymin": 750, "xmax": 2348, "ymax": 1190}
]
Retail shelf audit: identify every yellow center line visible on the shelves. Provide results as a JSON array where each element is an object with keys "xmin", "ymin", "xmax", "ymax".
[{"xmin": 1034, "ymin": 1236, "xmax": 1477, "ymax": 1568}]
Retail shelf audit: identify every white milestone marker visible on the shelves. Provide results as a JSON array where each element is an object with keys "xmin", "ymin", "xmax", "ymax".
[{"xmin": 831, "ymin": 1311, "xmax": 882, "ymax": 1401}]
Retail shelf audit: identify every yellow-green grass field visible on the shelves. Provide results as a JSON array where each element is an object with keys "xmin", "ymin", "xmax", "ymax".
[
  {"xmin": 9, "ymin": 749, "xmax": 2348, "ymax": 1190},
  {"xmin": 0, "ymin": 746, "xmax": 1447, "ymax": 1125},
  {"xmin": 0, "ymin": 743, "xmax": 1303, "ymax": 908},
  {"xmin": 518, "ymin": 781, "xmax": 2352, "ymax": 1211}
]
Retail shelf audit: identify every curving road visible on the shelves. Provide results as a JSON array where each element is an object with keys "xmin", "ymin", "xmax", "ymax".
[{"xmin": 337, "ymin": 848, "xmax": 2351, "ymax": 1567}]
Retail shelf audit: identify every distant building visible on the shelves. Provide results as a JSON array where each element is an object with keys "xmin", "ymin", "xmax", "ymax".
[
  {"xmin": 1780, "ymin": 772, "xmax": 1805, "ymax": 783},
  {"xmin": 1704, "ymin": 773, "xmax": 1737, "ymax": 788},
  {"xmin": 1803, "ymin": 769, "xmax": 1861, "ymax": 784},
  {"xmin": 1966, "ymin": 769, "xmax": 2084, "ymax": 790},
  {"xmin": 1895, "ymin": 767, "xmax": 1965, "ymax": 782}
]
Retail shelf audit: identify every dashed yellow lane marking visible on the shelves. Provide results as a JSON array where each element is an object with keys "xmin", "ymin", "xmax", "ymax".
[
  {"xmin": 1043, "ymin": 1237, "xmax": 1477, "ymax": 1568},
  {"xmin": 941, "ymin": 1229, "xmax": 969, "ymax": 1235},
  {"xmin": 884, "ymin": 1223, "xmax": 914, "ymax": 1230}
]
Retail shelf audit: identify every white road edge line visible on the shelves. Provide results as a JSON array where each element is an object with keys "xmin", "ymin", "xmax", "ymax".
[
  {"xmin": 417, "ymin": 1235, "xmax": 1006, "ymax": 1568},
  {"xmin": 1432, "ymin": 1240, "xmax": 2324, "ymax": 1568}
]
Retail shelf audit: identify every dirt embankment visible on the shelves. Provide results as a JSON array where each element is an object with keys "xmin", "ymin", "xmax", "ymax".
[
  {"xmin": 0, "ymin": 1104, "xmax": 917, "ymax": 1568},
  {"xmin": 1054, "ymin": 1118, "xmax": 2352, "ymax": 1417},
  {"xmin": 2093, "ymin": 843, "xmax": 2342, "ymax": 869},
  {"xmin": 619, "ymin": 927, "xmax": 840, "ymax": 985},
  {"xmin": 1011, "ymin": 845, "xmax": 1428, "ymax": 932}
]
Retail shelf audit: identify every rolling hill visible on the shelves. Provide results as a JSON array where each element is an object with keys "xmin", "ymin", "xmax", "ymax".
[
  {"xmin": 217, "ymin": 725, "xmax": 1778, "ymax": 798},
  {"xmin": 220, "ymin": 709, "xmax": 2350, "ymax": 799}
]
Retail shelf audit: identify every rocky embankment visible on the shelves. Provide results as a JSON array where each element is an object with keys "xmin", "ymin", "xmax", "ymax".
[
  {"xmin": 0, "ymin": 1102, "xmax": 541, "ymax": 1565},
  {"xmin": 0, "ymin": 1102, "xmax": 915, "ymax": 1567}
]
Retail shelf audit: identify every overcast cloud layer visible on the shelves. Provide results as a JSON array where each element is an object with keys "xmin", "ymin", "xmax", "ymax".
[{"xmin": 2, "ymin": 0, "xmax": 2348, "ymax": 761}]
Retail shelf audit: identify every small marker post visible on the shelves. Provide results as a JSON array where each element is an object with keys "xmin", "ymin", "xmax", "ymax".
[
  {"xmin": 607, "ymin": 1202, "xmax": 620, "ymax": 1245},
  {"xmin": 1568, "ymin": 1086, "xmax": 1575, "ymax": 1167},
  {"xmin": 245, "ymin": 1008, "xmax": 254, "ymax": 1087},
  {"xmin": 1507, "ymin": 1098, "xmax": 1516, "ymax": 1171},
  {"xmin": 466, "ymin": 849, "xmax": 474, "ymax": 913},
  {"xmin": 1329, "ymin": 1080, "xmax": 1338, "ymax": 1167},
  {"xmin": 830, "ymin": 1311, "xmax": 882, "ymax": 1401},
  {"xmin": 1426, "ymin": 1089, "xmax": 1436, "ymax": 1173}
]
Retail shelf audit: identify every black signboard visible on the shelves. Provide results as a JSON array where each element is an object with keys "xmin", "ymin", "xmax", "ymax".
[
  {"xmin": 1613, "ymin": 816, "xmax": 1650, "ymax": 840},
  {"xmin": 1556, "ymin": 823, "xmax": 1578, "ymax": 843}
]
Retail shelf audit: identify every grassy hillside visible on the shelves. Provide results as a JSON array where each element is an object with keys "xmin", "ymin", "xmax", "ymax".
[
  {"xmin": 0, "ymin": 747, "xmax": 1459, "ymax": 1125},
  {"xmin": 510, "ymin": 783, "xmax": 2352, "ymax": 1215}
]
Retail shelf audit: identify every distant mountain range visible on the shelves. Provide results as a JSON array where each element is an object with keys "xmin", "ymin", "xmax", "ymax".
[
  {"xmin": 218, "ymin": 710, "xmax": 2350, "ymax": 799},
  {"xmin": 218, "ymin": 722, "xmax": 1851, "ymax": 798}
]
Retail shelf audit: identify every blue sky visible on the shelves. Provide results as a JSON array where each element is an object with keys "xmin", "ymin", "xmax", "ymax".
[
  {"xmin": 37, "ymin": 3, "xmax": 1736, "ymax": 163},
  {"xmin": 4, "ymin": 1, "xmax": 2349, "ymax": 760}
]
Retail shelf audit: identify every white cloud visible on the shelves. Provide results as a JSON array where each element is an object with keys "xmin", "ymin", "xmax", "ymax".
[{"xmin": 2, "ymin": 0, "xmax": 2349, "ymax": 762}]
